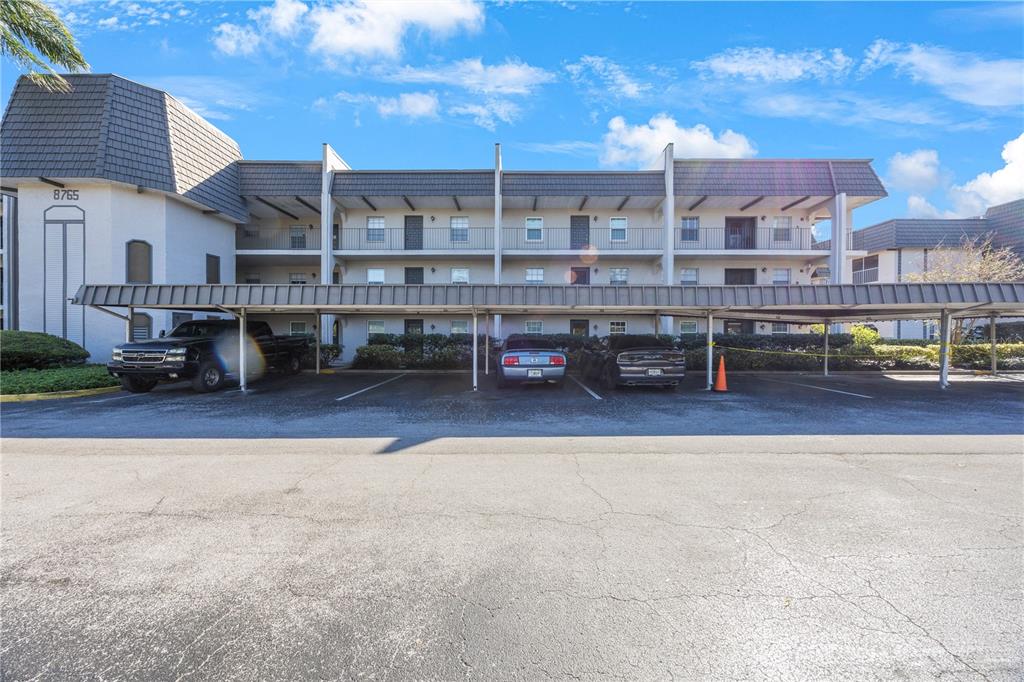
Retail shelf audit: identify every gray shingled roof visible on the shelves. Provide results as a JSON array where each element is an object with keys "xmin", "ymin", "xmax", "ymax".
[
  {"xmin": 238, "ymin": 161, "xmax": 322, "ymax": 196},
  {"xmin": 332, "ymin": 170, "xmax": 493, "ymax": 196},
  {"xmin": 1, "ymin": 74, "xmax": 246, "ymax": 221},
  {"xmin": 852, "ymin": 218, "xmax": 991, "ymax": 251},
  {"xmin": 985, "ymin": 198, "xmax": 1024, "ymax": 256},
  {"xmin": 502, "ymin": 172, "xmax": 663, "ymax": 196},
  {"xmin": 673, "ymin": 159, "xmax": 886, "ymax": 197}
]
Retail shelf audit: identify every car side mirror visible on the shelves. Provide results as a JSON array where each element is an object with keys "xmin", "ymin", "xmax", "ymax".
[{"xmin": 159, "ymin": 329, "xmax": 166, "ymax": 337}]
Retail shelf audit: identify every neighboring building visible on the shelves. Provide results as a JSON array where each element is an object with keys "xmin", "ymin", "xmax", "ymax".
[{"xmin": 2, "ymin": 74, "xmax": 890, "ymax": 362}]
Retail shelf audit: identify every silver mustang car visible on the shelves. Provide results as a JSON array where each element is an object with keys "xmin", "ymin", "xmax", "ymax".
[{"xmin": 495, "ymin": 335, "xmax": 567, "ymax": 388}]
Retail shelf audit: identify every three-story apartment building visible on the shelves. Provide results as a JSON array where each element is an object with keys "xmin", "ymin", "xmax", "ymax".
[{"xmin": 1, "ymin": 74, "xmax": 889, "ymax": 363}]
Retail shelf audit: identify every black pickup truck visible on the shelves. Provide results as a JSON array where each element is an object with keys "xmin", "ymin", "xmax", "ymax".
[
  {"xmin": 108, "ymin": 319, "xmax": 311, "ymax": 393},
  {"xmin": 579, "ymin": 334, "xmax": 686, "ymax": 389}
]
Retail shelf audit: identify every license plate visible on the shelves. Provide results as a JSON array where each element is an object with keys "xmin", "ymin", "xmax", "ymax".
[
  {"xmin": 528, "ymin": 369, "xmax": 542, "ymax": 377},
  {"xmin": 646, "ymin": 368, "xmax": 664, "ymax": 376}
]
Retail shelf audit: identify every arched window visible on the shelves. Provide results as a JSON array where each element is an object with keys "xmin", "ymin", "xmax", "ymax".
[
  {"xmin": 131, "ymin": 313, "xmax": 152, "ymax": 341},
  {"xmin": 126, "ymin": 240, "xmax": 152, "ymax": 283}
]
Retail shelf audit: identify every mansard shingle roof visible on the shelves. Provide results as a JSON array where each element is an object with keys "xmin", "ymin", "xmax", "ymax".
[
  {"xmin": 852, "ymin": 218, "xmax": 992, "ymax": 251},
  {"xmin": 502, "ymin": 171, "xmax": 664, "ymax": 196},
  {"xmin": 238, "ymin": 161, "xmax": 322, "ymax": 196},
  {"xmin": 332, "ymin": 170, "xmax": 494, "ymax": 196},
  {"xmin": 673, "ymin": 159, "xmax": 886, "ymax": 197}
]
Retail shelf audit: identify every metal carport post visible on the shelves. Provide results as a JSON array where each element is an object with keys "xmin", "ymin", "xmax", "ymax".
[
  {"xmin": 990, "ymin": 314, "xmax": 998, "ymax": 376},
  {"xmin": 938, "ymin": 309, "xmax": 951, "ymax": 390},
  {"xmin": 238, "ymin": 307, "xmax": 247, "ymax": 393},
  {"xmin": 705, "ymin": 311, "xmax": 714, "ymax": 390},
  {"xmin": 472, "ymin": 310, "xmax": 479, "ymax": 391}
]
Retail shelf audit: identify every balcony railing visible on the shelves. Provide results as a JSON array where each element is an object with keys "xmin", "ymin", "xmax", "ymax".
[
  {"xmin": 674, "ymin": 226, "xmax": 817, "ymax": 250},
  {"xmin": 334, "ymin": 227, "xmax": 494, "ymax": 251},
  {"xmin": 236, "ymin": 227, "xmax": 322, "ymax": 251},
  {"xmin": 502, "ymin": 226, "xmax": 663, "ymax": 251}
]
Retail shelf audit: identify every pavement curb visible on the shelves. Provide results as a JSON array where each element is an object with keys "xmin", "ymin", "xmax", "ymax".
[{"xmin": 0, "ymin": 385, "xmax": 122, "ymax": 403}]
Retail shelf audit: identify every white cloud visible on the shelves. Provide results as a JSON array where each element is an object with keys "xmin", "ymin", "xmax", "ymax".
[
  {"xmin": 249, "ymin": 0, "xmax": 308, "ymax": 36},
  {"xmin": 886, "ymin": 149, "xmax": 944, "ymax": 193},
  {"xmin": 515, "ymin": 140, "xmax": 601, "ymax": 157},
  {"xmin": 450, "ymin": 99, "xmax": 520, "ymax": 130},
  {"xmin": 377, "ymin": 92, "xmax": 440, "ymax": 120},
  {"xmin": 387, "ymin": 58, "xmax": 554, "ymax": 95},
  {"xmin": 692, "ymin": 47, "xmax": 853, "ymax": 82},
  {"xmin": 97, "ymin": 16, "xmax": 126, "ymax": 30},
  {"xmin": 860, "ymin": 40, "xmax": 1024, "ymax": 108},
  {"xmin": 755, "ymin": 92, "xmax": 953, "ymax": 128},
  {"xmin": 948, "ymin": 133, "xmax": 1024, "ymax": 215},
  {"xmin": 600, "ymin": 114, "xmax": 756, "ymax": 168},
  {"xmin": 308, "ymin": 0, "xmax": 483, "ymax": 61},
  {"xmin": 212, "ymin": 23, "xmax": 260, "ymax": 57},
  {"xmin": 566, "ymin": 56, "xmax": 649, "ymax": 99},
  {"xmin": 906, "ymin": 195, "xmax": 953, "ymax": 219},
  {"xmin": 144, "ymin": 76, "xmax": 271, "ymax": 120}
]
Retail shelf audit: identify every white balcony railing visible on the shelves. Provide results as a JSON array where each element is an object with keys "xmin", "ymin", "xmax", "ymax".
[
  {"xmin": 236, "ymin": 227, "xmax": 321, "ymax": 250},
  {"xmin": 502, "ymin": 226, "xmax": 663, "ymax": 251},
  {"xmin": 335, "ymin": 227, "xmax": 494, "ymax": 251},
  {"xmin": 674, "ymin": 226, "xmax": 816, "ymax": 250}
]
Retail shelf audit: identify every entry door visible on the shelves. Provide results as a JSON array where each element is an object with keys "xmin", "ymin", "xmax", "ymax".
[
  {"xmin": 724, "ymin": 268, "xmax": 757, "ymax": 285},
  {"xmin": 404, "ymin": 267, "xmax": 424, "ymax": 284},
  {"xmin": 43, "ymin": 207, "xmax": 86, "ymax": 346},
  {"xmin": 725, "ymin": 217, "xmax": 755, "ymax": 249},
  {"xmin": 404, "ymin": 215, "xmax": 423, "ymax": 250},
  {"xmin": 724, "ymin": 320, "xmax": 755, "ymax": 334},
  {"xmin": 404, "ymin": 319, "xmax": 424, "ymax": 335},
  {"xmin": 570, "ymin": 267, "xmax": 590, "ymax": 285},
  {"xmin": 570, "ymin": 215, "xmax": 590, "ymax": 250},
  {"xmin": 570, "ymin": 319, "xmax": 590, "ymax": 336}
]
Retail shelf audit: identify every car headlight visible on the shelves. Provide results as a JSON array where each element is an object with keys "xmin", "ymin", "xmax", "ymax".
[
  {"xmin": 112, "ymin": 349, "xmax": 123, "ymax": 360},
  {"xmin": 166, "ymin": 348, "xmax": 187, "ymax": 357}
]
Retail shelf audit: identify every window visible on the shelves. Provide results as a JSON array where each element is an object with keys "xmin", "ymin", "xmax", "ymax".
[
  {"xmin": 367, "ymin": 268, "xmax": 385, "ymax": 284},
  {"xmin": 289, "ymin": 225, "xmax": 307, "ymax": 249},
  {"xmin": 772, "ymin": 268, "xmax": 791, "ymax": 285},
  {"xmin": 680, "ymin": 320, "xmax": 698, "ymax": 335},
  {"xmin": 526, "ymin": 217, "xmax": 543, "ymax": 241},
  {"xmin": 771, "ymin": 322, "xmax": 789, "ymax": 334},
  {"xmin": 525, "ymin": 267, "xmax": 544, "ymax": 284},
  {"xmin": 244, "ymin": 273, "xmax": 261, "ymax": 284},
  {"xmin": 680, "ymin": 267, "xmax": 699, "ymax": 285},
  {"xmin": 609, "ymin": 267, "xmax": 629, "ymax": 285},
  {"xmin": 131, "ymin": 313, "xmax": 152, "ymax": 341},
  {"xmin": 852, "ymin": 255, "xmax": 879, "ymax": 284},
  {"xmin": 125, "ymin": 240, "xmax": 152, "ymax": 283},
  {"xmin": 524, "ymin": 320, "xmax": 543, "ymax": 334},
  {"xmin": 610, "ymin": 217, "xmax": 628, "ymax": 242},
  {"xmin": 772, "ymin": 216, "xmax": 793, "ymax": 242},
  {"xmin": 570, "ymin": 267, "xmax": 590, "ymax": 285},
  {"xmin": 289, "ymin": 321, "xmax": 307, "ymax": 336},
  {"xmin": 205, "ymin": 254, "xmax": 220, "ymax": 284},
  {"xmin": 450, "ymin": 216, "xmax": 469, "ymax": 243},
  {"xmin": 451, "ymin": 267, "xmax": 470, "ymax": 284},
  {"xmin": 366, "ymin": 216, "xmax": 385, "ymax": 243},
  {"xmin": 609, "ymin": 321, "xmax": 627, "ymax": 335},
  {"xmin": 171, "ymin": 312, "xmax": 192, "ymax": 329},
  {"xmin": 289, "ymin": 272, "xmax": 308, "ymax": 285},
  {"xmin": 404, "ymin": 267, "xmax": 424, "ymax": 284},
  {"xmin": 680, "ymin": 217, "xmax": 699, "ymax": 242},
  {"xmin": 368, "ymin": 320, "xmax": 386, "ymax": 337},
  {"xmin": 450, "ymin": 320, "xmax": 469, "ymax": 335}
]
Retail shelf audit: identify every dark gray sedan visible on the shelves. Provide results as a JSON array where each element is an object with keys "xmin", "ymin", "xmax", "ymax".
[{"xmin": 495, "ymin": 336, "xmax": 567, "ymax": 388}]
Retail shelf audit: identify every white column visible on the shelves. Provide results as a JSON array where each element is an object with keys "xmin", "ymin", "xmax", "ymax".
[
  {"xmin": 315, "ymin": 312, "xmax": 321, "ymax": 374},
  {"xmin": 938, "ymin": 310, "xmax": 951, "ymax": 389},
  {"xmin": 126, "ymin": 306, "xmax": 133, "ymax": 342},
  {"xmin": 239, "ymin": 307, "xmax": 248, "ymax": 392},
  {"xmin": 484, "ymin": 313, "xmax": 490, "ymax": 376},
  {"xmin": 321, "ymin": 143, "xmax": 348, "ymax": 346},
  {"xmin": 472, "ymin": 310, "xmax": 479, "ymax": 392},
  {"xmin": 830, "ymin": 192, "xmax": 849, "ymax": 284},
  {"xmin": 990, "ymin": 315, "xmax": 998, "ymax": 376},
  {"xmin": 661, "ymin": 143, "xmax": 675, "ymax": 336},
  {"xmin": 823, "ymin": 322, "xmax": 830, "ymax": 376},
  {"xmin": 493, "ymin": 143, "xmax": 503, "ymax": 340},
  {"xmin": 705, "ymin": 311, "xmax": 714, "ymax": 390}
]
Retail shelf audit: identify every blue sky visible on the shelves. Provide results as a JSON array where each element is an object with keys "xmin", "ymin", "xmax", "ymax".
[{"xmin": 2, "ymin": 1, "xmax": 1022, "ymax": 228}]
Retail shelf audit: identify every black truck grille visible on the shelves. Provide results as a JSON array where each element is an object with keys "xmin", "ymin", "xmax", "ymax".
[{"xmin": 121, "ymin": 351, "xmax": 167, "ymax": 364}]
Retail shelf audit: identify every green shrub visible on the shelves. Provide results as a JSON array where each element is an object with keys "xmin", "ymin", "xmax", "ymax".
[
  {"xmin": 352, "ymin": 344, "xmax": 404, "ymax": 369},
  {"xmin": 0, "ymin": 365, "xmax": 119, "ymax": 395},
  {"xmin": 301, "ymin": 343, "xmax": 341, "ymax": 369},
  {"xmin": 0, "ymin": 331, "xmax": 90, "ymax": 370},
  {"xmin": 850, "ymin": 324, "xmax": 881, "ymax": 346}
]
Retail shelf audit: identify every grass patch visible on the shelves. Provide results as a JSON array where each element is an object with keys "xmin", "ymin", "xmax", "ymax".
[{"xmin": 0, "ymin": 365, "xmax": 119, "ymax": 395}]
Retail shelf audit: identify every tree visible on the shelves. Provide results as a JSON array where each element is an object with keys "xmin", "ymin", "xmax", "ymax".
[
  {"xmin": 904, "ymin": 233, "xmax": 1024, "ymax": 341},
  {"xmin": 0, "ymin": 0, "xmax": 87, "ymax": 93}
]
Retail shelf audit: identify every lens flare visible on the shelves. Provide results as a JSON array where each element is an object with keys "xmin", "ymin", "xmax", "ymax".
[{"xmin": 214, "ymin": 334, "xmax": 267, "ymax": 382}]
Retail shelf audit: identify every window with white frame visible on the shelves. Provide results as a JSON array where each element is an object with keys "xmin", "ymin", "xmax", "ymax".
[
  {"xmin": 366, "ymin": 216, "xmax": 385, "ymax": 243},
  {"xmin": 289, "ymin": 225, "xmax": 307, "ymax": 249},
  {"xmin": 450, "ymin": 320, "xmax": 469, "ymax": 335},
  {"xmin": 610, "ymin": 217, "xmax": 628, "ymax": 242},
  {"xmin": 367, "ymin": 268, "xmax": 385, "ymax": 285},
  {"xmin": 368, "ymin": 320, "xmax": 386, "ymax": 336},
  {"xmin": 680, "ymin": 267, "xmax": 699, "ymax": 285},
  {"xmin": 289, "ymin": 272, "xmax": 308, "ymax": 285},
  {"xmin": 290, "ymin": 321, "xmax": 307, "ymax": 336},
  {"xmin": 450, "ymin": 216, "xmax": 469, "ymax": 243},
  {"xmin": 525, "ymin": 217, "xmax": 543, "ymax": 241},
  {"xmin": 451, "ymin": 267, "xmax": 470, "ymax": 284},
  {"xmin": 771, "ymin": 322, "xmax": 789, "ymax": 334},
  {"xmin": 680, "ymin": 216, "xmax": 699, "ymax": 242},
  {"xmin": 609, "ymin": 321, "xmax": 627, "ymax": 335},
  {"xmin": 609, "ymin": 267, "xmax": 629, "ymax": 285},
  {"xmin": 852, "ymin": 255, "xmax": 879, "ymax": 284},
  {"xmin": 680, "ymin": 320, "xmax": 698, "ymax": 335},
  {"xmin": 772, "ymin": 216, "xmax": 793, "ymax": 242},
  {"xmin": 525, "ymin": 267, "xmax": 544, "ymax": 284},
  {"xmin": 244, "ymin": 273, "xmax": 261, "ymax": 284},
  {"xmin": 524, "ymin": 320, "xmax": 543, "ymax": 334},
  {"xmin": 772, "ymin": 268, "xmax": 791, "ymax": 284}
]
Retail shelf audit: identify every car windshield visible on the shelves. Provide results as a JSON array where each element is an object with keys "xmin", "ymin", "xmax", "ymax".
[
  {"xmin": 169, "ymin": 322, "xmax": 232, "ymax": 338},
  {"xmin": 506, "ymin": 337, "xmax": 557, "ymax": 350},
  {"xmin": 608, "ymin": 335, "xmax": 672, "ymax": 351}
]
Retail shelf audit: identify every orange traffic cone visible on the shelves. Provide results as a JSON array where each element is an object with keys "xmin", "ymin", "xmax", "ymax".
[{"xmin": 713, "ymin": 355, "xmax": 728, "ymax": 392}]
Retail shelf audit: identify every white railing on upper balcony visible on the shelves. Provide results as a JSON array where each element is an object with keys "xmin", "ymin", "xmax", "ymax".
[
  {"xmin": 334, "ymin": 227, "xmax": 494, "ymax": 250},
  {"xmin": 502, "ymin": 226, "xmax": 663, "ymax": 251},
  {"xmin": 236, "ymin": 227, "xmax": 322, "ymax": 250},
  {"xmin": 674, "ymin": 226, "xmax": 816, "ymax": 250}
]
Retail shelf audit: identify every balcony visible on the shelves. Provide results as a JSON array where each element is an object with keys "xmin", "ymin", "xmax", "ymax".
[
  {"xmin": 674, "ymin": 226, "xmax": 817, "ymax": 251},
  {"xmin": 502, "ymin": 226, "xmax": 663, "ymax": 252},
  {"xmin": 236, "ymin": 227, "xmax": 322, "ymax": 251},
  {"xmin": 334, "ymin": 227, "xmax": 494, "ymax": 252}
]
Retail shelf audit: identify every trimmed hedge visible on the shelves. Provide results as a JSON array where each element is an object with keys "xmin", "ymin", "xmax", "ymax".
[
  {"xmin": 0, "ymin": 365, "xmax": 119, "ymax": 395},
  {"xmin": 0, "ymin": 331, "xmax": 90, "ymax": 370},
  {"xmin": 301, "ymin": 343, "xmax": 341, "ymax": 369}
]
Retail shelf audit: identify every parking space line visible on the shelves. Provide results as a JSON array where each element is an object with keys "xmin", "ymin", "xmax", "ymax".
[
  {"xmin": 86, "ymin": 393, "xmax": 134, "ymax": 404},
  {"xmin": 569, "ymin": 375, "xmax": 603, "ymax": 401},
  {"xmin": 335, "ymin": 373, "xmax": 408, "ymax": 402},
  {"xmin": 760, "ymin": 377, "xmax": 873, "ymax": 399}
]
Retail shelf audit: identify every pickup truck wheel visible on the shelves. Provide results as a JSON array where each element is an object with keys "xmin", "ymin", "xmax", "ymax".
[
  {"xmin": 192, "ymin": 361, "xmax": 225, "ymax": 393},
  {"xmin": 285, "ymin": 354, "xmax": 301, "ymax": 375},
  {"xmin": 495, "ymin": 371, "xmax": 507, "ymax": 389},
  {"xmin": 120, "ymin": 376, "xmax": 157, "ymax": 393}
]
